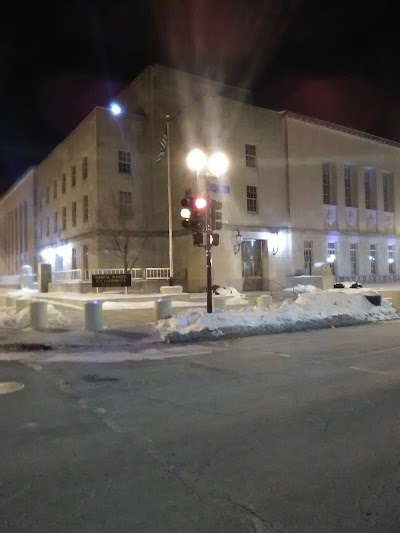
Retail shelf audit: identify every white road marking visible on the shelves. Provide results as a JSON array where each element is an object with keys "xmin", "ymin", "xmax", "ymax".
[
  {"xmin": 350, "ymin": 366, "xmax": 390, "ymax": 375},
  {"xmin": 0, "ymin": 381, "xmax": 25, "ymax": 394}
]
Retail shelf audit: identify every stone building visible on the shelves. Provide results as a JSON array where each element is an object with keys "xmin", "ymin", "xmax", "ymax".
[{"xmin": 1, "ymin": 64, "xmax": 400, "ymax": 292}]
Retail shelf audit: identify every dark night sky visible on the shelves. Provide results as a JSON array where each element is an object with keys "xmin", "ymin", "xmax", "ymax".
[{"xmin": 1, "ymin": 0, "xmax": 399, "ymax": 194}]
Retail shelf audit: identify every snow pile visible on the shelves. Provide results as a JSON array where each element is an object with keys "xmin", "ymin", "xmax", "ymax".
[
  {"xmin": 213, "ymin": 286, "xmax": 248, "ymax": 305},
  {"xmin": 284, "ymin": 284, "xmax": 319, "ymax": 294},
  {"xmin": 156, "ymin": 290, "xmax": 398, "ymax": 342},
  {"xmin": 213, "ymin": 286, "xmax": 240, "ymax": 296},
  {"xmin": 0, "ymin": 304, "xmax": 70, "ymax": 329}
]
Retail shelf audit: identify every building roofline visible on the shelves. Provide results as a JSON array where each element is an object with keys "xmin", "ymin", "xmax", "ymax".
[
  {"xmin": 280, "ymin": 110, "xmax": 400, "ymax": 149},
  {"xmin": 0, "ymin": 166, "xmax": 36, "ymax": 204},
  {"xmin": 149, "ymin": 64, "xmax": 252, "ymax": 95}
]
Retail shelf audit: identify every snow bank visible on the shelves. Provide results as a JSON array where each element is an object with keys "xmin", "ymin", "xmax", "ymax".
[
  {"xmin": 284, "ymin": 284, "xmax": 319, "ymax": 294},
  {"xmin": 156, "ymin": 290, "xmax": 398, "ymax": 342},
  {"xmin": 0, "ymin": 304, "xmax": 70, "ymax": 329}
]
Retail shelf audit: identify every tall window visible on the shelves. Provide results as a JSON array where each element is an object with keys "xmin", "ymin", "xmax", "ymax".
[
  {"xmin": 46, "ymin": 216, "xmax": 50, "ymax": 236},
  {"xmin": 383, "ymin": 172, "xmax": 394, "ymax": 212},
  {"xmin": 46, "ymin": 186, "xmax": 50, "ymax": 205},
  {"xmin": 246, "ymin": 185, "xmax": 257, "ymax": 212},
  {"xmin": 245, "ymin": 144, "xmax": 256, "ymax": 168},
  {"xmin": 82, "ymin": 156, "xmax": 88, "ymax": 180},
  {"xmin": 53, "ymin": 180, "xmax": 57, "ymax": 200},
  {"xmin": 119, "ymin": 191, "xmax": 133, "ymax": 217},
  {"xmin": 304, "ymin": 241, "xmax": 313, "ymax": 275},
  {"xmin": 83, "ymin": 245, "xmax": 89, "ymax": 271},
  {"xmin": 344, "ymin": 165, "xmax": 357, "ymax": 207},
  {"xmin": 322, "ymin": 162, "xmax": 331, "ymax": 204},
  {"xmin": 119, "ymin": 150, "xmax": 131, "ymax": 174},
  {"xmin": 72, "ymin": 202, "xmax": 77, "ymax": 227},
  {"xmin": 364, "ymin": 168, "xmax": 377, "ymax": 209},
  {"xmin": 62, "ymin": 173, "xmax": 66, "ymax": 194},
  {"xmin": 38, "ymin": 191, "xmax": 42, "ymax": 212},
  {"xmin": 388, "ymin": 244, "xmax": 396, "ymax": 275},
  {"xmin": 350, "ymin": 243, "xmax": 358, "ymax": 275},
  {"xmin": 71, "ymin": 165, "xmax": 76, "ymax": 188},
  {"xmin": 71, "ymin": 248, "xmax": 77, "ymax": 270},
  {"xmin": 369, "ymin": 244, "xmax": 377, "ymax": 275},
  {"xmin": 54, "ymin": 212, "xmax": 58, "ymax": 234},
  {"xmin": 83, "ymin": 195, "xmax": 88, "ymax": 222},
  {"xmin": 327, "ymin": 242, "xmax": 336, "ymax": 275},
  {"xmin": 62, "ymin": 207, "xmax": 67, "ymax": 231}
]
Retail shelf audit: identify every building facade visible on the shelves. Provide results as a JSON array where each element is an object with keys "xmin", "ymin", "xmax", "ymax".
[{"xmin": 1, "ymin": 64, "xmax": 400, "ymax": 291}]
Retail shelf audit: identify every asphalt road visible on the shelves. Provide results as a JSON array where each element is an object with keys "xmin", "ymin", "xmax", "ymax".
[{"xmin": 2, "ymin": 321, "xmax": 400, "ymax": 531}]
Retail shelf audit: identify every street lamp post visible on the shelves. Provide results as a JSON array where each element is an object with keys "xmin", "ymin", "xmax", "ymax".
[{"xmin": 186, "ymin": 149, "xmax": 229, "ymax": 313}]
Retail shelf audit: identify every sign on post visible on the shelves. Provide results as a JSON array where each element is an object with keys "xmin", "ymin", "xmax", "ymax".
[{"xmin": 92, "ymin": 273, "xmax": 131, "ymax": 288}]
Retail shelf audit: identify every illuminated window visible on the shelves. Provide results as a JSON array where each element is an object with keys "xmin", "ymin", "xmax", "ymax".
[
  {"xmin": 369, "ymin": 244, "xmax": 377, "ymax": 274},
  {"xmin": 350, "ymin": 243, "xmax": 358, "ymax": 275},
  {"xmin": 304, "ymin": 241, "xmax": 313, "ymax": 275}
]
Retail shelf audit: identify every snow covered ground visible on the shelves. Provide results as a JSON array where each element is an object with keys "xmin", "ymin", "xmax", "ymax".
[
  {"xmin": 0, "ymin": 304, "xmax": 70, "ymax": 329},
  {"xmin": 157, "ymin": 289, "xmax": 398, "ymax": 342}
]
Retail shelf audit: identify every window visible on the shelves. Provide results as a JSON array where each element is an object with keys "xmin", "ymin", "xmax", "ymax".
[
  {"xmin": 327, "ymin": 242, "xmax": 336, "ymax": 275},
  {"xmin": 245, "ymin": 144, "xmax": 256, "ymax": 168},
  {"xmin": 383, "ymin": 172, "xmax": 394, "ymax": 212},
  {"xmin": 322, "ymin": 163, "xmax": 331, "ymax": 205},
  {"xmin": 83, "ymin": 245, "xmax": 89, "ymax": 271},
  {"xmin": 38, "ymin": 191, "xmax": 42, "ymax": 212},
  {"xmin": 344, "ymin": 165, "xmax": 357, "ymax": 207},
  {"xmin": 62, "ymin": 173, "xmax": 66, "ymax": 194},
  {"xmin": 369, "ymin": 244, "xmax": 377, "ymax": 275},
  {"xmin": 388, "ymin": 244, "xmax": 396, "ymax": 275},
  {"xmin": 119, "ymin": 191, "xmax": 133, "ymax": 218},
  {"xmin": 83, "ymin": 195, "xmax": 88, "ymax": 222},
  {"xmin": 246, "ymin": 185, "xmax": 257, "ymax": 212},
  {"xmin": 82, "ymin": 157, "xmax": 88, "ymax": 180},
  {"xmin": 71, "ymin": 165, "xmax": 76, "ymax": 188},
  {"xmin": 54, "ymin": 212, "xmax": 58, "ymax": 233},
  {"xmin": 364, "ymin": 168, "xmax": 377, "ymax": 210},
  {"xmin": 72, "ymin": 202, "xmax": 77, "ymax": 227},
  {"xmin": 46, "ymin": 186, "xmax": 50, "ymax": 205},
  {"xmin": 350, "ymin": 243, "xmax": 358, "ymax": 275},
  {"xmin": 72, "ymin": 248, "xmax": 77, "ymax": 270},
  {"xmin": 119, "ymin": 150, "xmax": 131, "ymax": 174},
  {"xmin": 304, "ymin": 241, "xmax": 313, "ymax": 275},
  {"xmin": 62, "ymin": 207, "xmax": 67, "ymax": 230},
  {"xmin": 46, "ymin": 216, "xmax": 50, "ymax": 236},
  {"xmin": 53, "ymin": 181, "xmax": 57, "ymax": 200}
]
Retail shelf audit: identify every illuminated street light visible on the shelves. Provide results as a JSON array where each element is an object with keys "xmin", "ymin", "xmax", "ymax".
[
  {"xmin": 208, "ymin": 151, "xmax": 229, "ymax": 177},
  {"xmin": 109, "ymin": 102, "xmax": 122, "ymax": 116},
  {"xmin": 186, "ymin": 149, "xmax": 207, "ymax": 173}
]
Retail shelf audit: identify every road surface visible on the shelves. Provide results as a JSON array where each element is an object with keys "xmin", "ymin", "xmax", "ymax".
[{"xmin": 2, "ymin": 321, "xmax": 400, "ymax": 531}]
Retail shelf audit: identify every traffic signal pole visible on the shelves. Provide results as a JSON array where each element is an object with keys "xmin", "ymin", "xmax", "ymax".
[{"xmin": 205, "ymin": 188, "xmax": 213, "ymax": 313}]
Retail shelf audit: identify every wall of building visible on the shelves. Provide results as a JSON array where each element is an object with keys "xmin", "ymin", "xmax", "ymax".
[{"xmin": 0, "ymin": 168, "xmax": 36, "ymax": 274}]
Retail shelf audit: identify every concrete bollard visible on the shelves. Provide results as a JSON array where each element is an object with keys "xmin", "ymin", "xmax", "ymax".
[
  {"xmin": 213, "ymin": 296, "xmax": 226, "ymax": 311},
  {"xmin": 155, "ymin": 298, "xmax": 172, "ymax": 321},
  {"xmin": 30, "ymin": 301, "xmax": 48, "ymax": 330},
  {"xmin": 257, "ymin": 294, "xmax": 273, "ymax": 309},
  {"xmin": 6, "ymin": 296, "xmax": 17, "ymax": 308},
  {"xmin": 16, "ymin": 298, "xmax": 31, "ymax": 313},
  {"xmin": 85, "ymin": 301, "xmax": 103, "ymax": 332}
]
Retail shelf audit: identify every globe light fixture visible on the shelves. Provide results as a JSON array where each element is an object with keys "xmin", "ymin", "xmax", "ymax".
[
  {"xmin": 186, "ymin": 149, "xmax": 207, "ymax": 173},
  {"xmin": 208, "ymin": 151, "xmax": 229, "ymax": 176},
  {"xmin": 110, "ymin": 102, "xmax": 122, "ymax": 116}
]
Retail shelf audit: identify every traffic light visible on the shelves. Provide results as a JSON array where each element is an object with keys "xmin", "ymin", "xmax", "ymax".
[
  {"xmin": 210, "ymin": 199, "xmax": 223, "ymax": 231},
  {"xmin": 180, "ymin": 197, "xmax": 207, "ymax": 231},
  {"xmin": 210, "ymin": 233, "xmax": 220, "ymax": 246}
]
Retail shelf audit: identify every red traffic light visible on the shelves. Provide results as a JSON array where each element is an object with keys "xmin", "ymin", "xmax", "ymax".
[{"xmin": 194, "ymin": 197, "xmax": 207, "ymax": 209}]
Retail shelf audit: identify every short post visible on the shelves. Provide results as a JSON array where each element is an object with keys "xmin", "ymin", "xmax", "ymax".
[
  {"xmin": 30, "ymin": 301, "xmax": 48, "ymax": 330},
  {"xmin": 212, "ymin": 296, "xmax": 226, "ymax": 311},
  {"xmin": 154, "ymin": 298, "xmax": 172, "ymax": 321},
  {"xmin": 16, "ymin": 298, "xmax": 31, "ymax": 313},
  {"xmin": 85, "ymin": 301, "xmax": 103, "ymax": 332},
  {"xmin": 257, "ymin": 294, "xmax": 273, "ymax": 309}
]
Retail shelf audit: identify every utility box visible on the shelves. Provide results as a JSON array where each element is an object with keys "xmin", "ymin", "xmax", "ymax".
[{"xmin": 38, "ymin": 263, "xmax": 52, "ymax": 293}]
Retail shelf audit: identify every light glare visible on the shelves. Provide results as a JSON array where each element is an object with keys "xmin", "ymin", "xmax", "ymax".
[
  {"xmin": 180, "ymin": 208, "xmax": 191, "ymax": 219},
  {"xmin": 195, "ymin": 197, "xmax": 207, "ymax": 209},
  {"xmin": 208, "ymin": 151, "xmax": 229, "ymax": 176},
  {"xmin": 110, "ymin": 102, "xmax": 122, "ymax": 116},
  {"xmin": 186, "ymin": 149, "xmax": 207, "ymax": 172}
]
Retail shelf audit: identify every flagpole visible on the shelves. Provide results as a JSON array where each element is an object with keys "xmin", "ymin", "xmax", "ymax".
[{"xmin": 166, "ymin": 115, "xmax": 174, "ymax": 285}]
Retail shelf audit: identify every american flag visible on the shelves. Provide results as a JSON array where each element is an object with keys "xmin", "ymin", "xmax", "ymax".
[{"xmin": 156, "ymin": 127, "xmax": 168, "ymax": 163}]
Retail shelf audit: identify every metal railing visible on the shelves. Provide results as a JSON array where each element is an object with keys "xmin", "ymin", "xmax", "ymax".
[
  {"xmin": 337, "ymin": 274, "xmax": 400, "ymax": 284},
  {"xmin": 145, "ymin": 267, "xmax": 170, "ymax": 280},
  {"xmin": 0, "ymin": 274, "xmax": 21, "ymax": 285}
]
